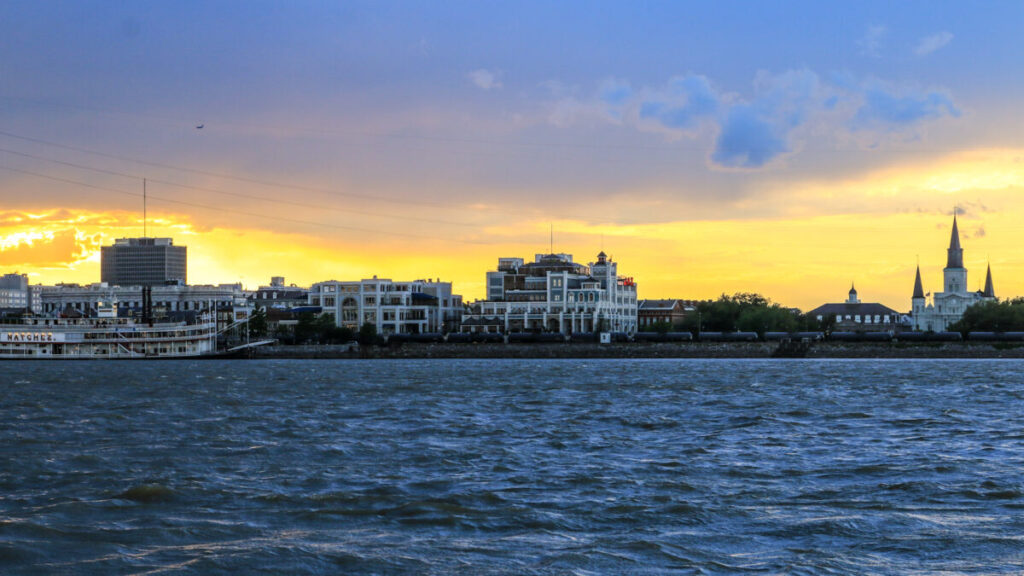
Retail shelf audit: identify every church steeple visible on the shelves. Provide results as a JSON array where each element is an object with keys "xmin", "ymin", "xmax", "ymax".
[
  {"xmin": 983, "ymin": 263, "xmax": 995, "ymax": 298},
  {"xmin": 946, "ymin": 214, "xmax": 964, "ymax": 268},
  {"xmin": 913, "ymin": 266, "xmax": 925, "ymax": 299}
]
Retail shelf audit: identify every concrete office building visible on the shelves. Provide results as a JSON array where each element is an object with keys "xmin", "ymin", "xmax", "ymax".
[{"xmin": 101, "ymin": 237, "xmax": 187, "ymax": 286}]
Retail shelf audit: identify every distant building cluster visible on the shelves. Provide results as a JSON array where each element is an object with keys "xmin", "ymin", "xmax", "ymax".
[
  {"xmin": 4, "ymin": 237, "xmax": 246, "ymax": 329},
  {"xmin": 0, "ymin": 214, "xmax": 1003, "ymax": 337}
]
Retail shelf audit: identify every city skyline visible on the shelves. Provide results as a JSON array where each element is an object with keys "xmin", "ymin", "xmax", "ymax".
[{"xmin": 2, "ymin": 2, "xmax": 1023, "ymax": 311}]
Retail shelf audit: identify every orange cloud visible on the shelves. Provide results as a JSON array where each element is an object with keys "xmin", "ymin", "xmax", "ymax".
[{"xmin": 0, "ymin": 230, "xmax": 80, "ymax": 267}]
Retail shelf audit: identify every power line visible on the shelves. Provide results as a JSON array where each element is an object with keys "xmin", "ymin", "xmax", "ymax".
[
  {"xmin": 0, "ymin": 128, "xmax": 593, "ymax": 230},
  {"xmin": 0, "ymin": 146, "xmax": 481, "ymax": 228},
  {"xmin": 0, "ymin": 164, "xmax": 498, "ymax": 245},
  {"xmin": 2, "ymin": 94, "xmax": 990, "ymax": 157},
  {"xmin": 0, "ymin": 128, "xmax": 461, "ymax": 210},
  {"xmin": 0, "ymin": 95, "xmax": 695, "ymax": 152}
]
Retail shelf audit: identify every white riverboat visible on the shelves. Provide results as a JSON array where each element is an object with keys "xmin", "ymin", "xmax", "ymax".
[{"xmin": 0, "ymin": 302, "xmax": 217, "ymax": 359}]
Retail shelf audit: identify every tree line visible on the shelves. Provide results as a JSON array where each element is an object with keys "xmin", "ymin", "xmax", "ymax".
[
  {"xmin": 650, "ymin": 293, "xmax": 822, "ymax": 336},
  {"xmin": 948, "ymin": 299, "xmax": 1024, "ymax": 333}
]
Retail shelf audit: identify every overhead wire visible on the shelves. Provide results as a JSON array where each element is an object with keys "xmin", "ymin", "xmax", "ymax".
[
  {"xmin": 0, "ymin": 146, "xmax": 481, "ymax": 228},
  {"xmin": 0, "ymin": 128, "xmax": 463, "ymax": 210},
  {"xmin": 0, "ymin": 164, "xmax": 498, "ymax": 245},
  {"xmin": 0, "ymin": 127, "xmax": 588, "ymax": 249}
]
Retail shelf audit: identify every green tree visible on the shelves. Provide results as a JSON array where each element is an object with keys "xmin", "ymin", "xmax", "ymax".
[
  {"xmin": 275, "ymin": 323, "xmax": 295, "ymax": 345},
  {"xmin": 737, "ymin": 305, "xmax": 798, "ymax": 336},
  {"xmin": 294, "ymin": 312, "xmax": 317, "ymax": 344},
  {"xmin": 649, "ymin": 321, "xmax": 673, "ymax": 335},
  {"xmin": 327, "ymin": 325, "xmax": 355, "ymax": 344},
  {"xmin": 358, "ymin": 322, "xmax": 379, "ymax": 346},
  {"xmin": 949, "ymin": 299, "xmax": 1024, "ymax": 333},
  {"xmin": 688, "ymin": 292, "xmax": 811, "ymax": 335},
  {"xmin": 312, "ymin": 313, "xmax": 337, "ymax": 341},
  {"xmin": 247, "ymin": 306, "xmax": 268, "ymax": 339}
]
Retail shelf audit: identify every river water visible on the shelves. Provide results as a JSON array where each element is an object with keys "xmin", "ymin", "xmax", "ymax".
[{"xmin": 1, "ymin": 359, "xmax": 1023, "ymax": 574}]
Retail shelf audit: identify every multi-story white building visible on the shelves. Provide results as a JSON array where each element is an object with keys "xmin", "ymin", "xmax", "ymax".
[
  {"xmin": 40, "ymin": 282, "xmax": 248, "ymax": 317},
  {"xmin": 912, "ymin": 215, "xmax": 995, "ymax": 331},
  {"xmin": 463, "ymin": 251, "xmax": 638, "ymax": 334},
  {"xmin": 308, "ymin": 277, "xmax": 463, "ymax": 334}
]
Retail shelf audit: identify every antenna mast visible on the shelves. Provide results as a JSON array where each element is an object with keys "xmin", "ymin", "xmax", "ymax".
[
  {"xmin": 143, "ymin": 178, "xmax": 147, "ymax": 237},
  {"xmin": 550, "ymin": 223, "xmax": 553, "ymax": 254}
]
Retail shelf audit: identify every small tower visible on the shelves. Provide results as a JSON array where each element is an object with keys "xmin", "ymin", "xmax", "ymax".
[
  {"xmin": 983, "ymin": 263, "xmax": 995, "ymax": 299},
  {"xmin": 943, "ymin": 214, "xmax": 968, "ymax": 294},
  {"xmin": 912, "ymin": 265, "xmax": 926, "ymax": 317},
  {"xmin": 846, "ymin": 283, "xmax": 860, "ymax": 304}
]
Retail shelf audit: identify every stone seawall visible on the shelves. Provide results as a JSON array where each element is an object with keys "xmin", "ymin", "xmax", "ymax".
[{"xmin": 249, "ymin": 341, "xmax": 1024, "ymax": 359}]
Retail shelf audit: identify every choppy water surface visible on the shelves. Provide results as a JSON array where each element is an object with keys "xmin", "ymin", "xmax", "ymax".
[{"xmin": 2, "ymin": 359, "xmax": 1024, "ymax": 574}]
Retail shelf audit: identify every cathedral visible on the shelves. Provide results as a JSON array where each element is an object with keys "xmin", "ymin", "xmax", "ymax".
[{"xmin": 911, "ymin": 215, "xmax": 995, "ymax": 331}]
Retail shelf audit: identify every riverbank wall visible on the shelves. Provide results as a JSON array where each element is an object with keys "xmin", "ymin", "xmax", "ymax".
[{"xmin": 249, "ymin": 341, "xmax": 1024, "ymax": 359}]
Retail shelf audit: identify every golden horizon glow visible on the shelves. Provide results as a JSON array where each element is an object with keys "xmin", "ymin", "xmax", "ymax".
[{"xmin": 3, "ymin": 148, "xmax": 1024, "ymax": 312}]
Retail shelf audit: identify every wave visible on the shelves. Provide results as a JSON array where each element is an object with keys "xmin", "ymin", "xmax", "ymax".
[{"xmin": 116, "ymin": 483, "xmax": 175, "ymax": 503}]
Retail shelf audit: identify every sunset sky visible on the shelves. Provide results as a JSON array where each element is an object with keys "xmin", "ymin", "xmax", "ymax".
[{"xmin": 2, "ymin": 2, "xmax": 1023, "ymax": 310}]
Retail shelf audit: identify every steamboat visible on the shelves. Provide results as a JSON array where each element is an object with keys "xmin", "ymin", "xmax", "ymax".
[{"xmin": 0, "ymin": 300, "xmax": 218, "ymax": 359}]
